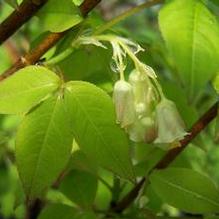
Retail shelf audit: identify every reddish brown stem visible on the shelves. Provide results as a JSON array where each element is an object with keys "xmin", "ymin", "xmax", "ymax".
[
  {"xmin": 0, "ymin": 31, "xmax": 67, "ymax": 80},
  {"xmin": 0, "ymin": 0, "xmax": 101, "ymax": 81},
  {"xmin": 80, "ymin": 0, "xmax": 101, "ymax": 16},
  {"xmin": 0, "ymin": 0, "xmax": 48, "ymax": 45},
  {"xmin": 112, "ymin": 101, "xmax": 218, "ymax": 213}
]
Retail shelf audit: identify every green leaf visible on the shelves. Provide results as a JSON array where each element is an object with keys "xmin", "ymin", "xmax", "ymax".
[
  {"xmin": 64, "ymin": 81, "xmax": 135, "ymax": 182},
  {"xmin": 0, "ymin": 47, "xmax": 11, "ymax": 73},
  {"xmin": 159, "ymin": 0, "xmax": 219, "ymax": 99},
  {"xmin": 38, "ymin": 204, "xmax": 76, "ymax": 219},
  {"xmin": 69, "ymin": 150, "xmax": 98, "ymax": 174},
  {"xmin": 39, "ymin": 204, "xmax": 97, "ymax": 219},
  {"xmin": 150, "ymin": 168, "xmax": 219, "ymax": 213},
  {"xmin": 0, "ymin": 66, "xmax": 60, "ymax": 115},
  {"xmin": 58, "ymin": 46, "xmax": 113, "ymax": 85},
  {"xmin": 37, "ymin": 0, "xmax": 83, "ymax": 32},
  {"xmin": 16, "ymin": 95, "xmax": 73, "ymax": 199},
  {"xmin": 3, "ymin": 0, "xmax": 18, "ymax": 9},
  {"xmin": 0, "ymin": 192, "xmax": 15, "ymax": 218},
  {"xmin": 60, "ymin": 169, "xmax": 98, "ymax": 208},
  {"xmin": 213, "ymin": 74, "xmax": 219, "ymax": 93},
  {"xmin": 205, "ymin": 216, "xmax": 219, "ymax": 219},
  {"xmin": 46, "ymin": 189, "xmax": 74, "ymax": 207},
  {"xmin": 145, "ymin": 184, "xmax": 163, "ymax": 213},
  {"xmin": 209, "ymin": 0, "xmax": 219, "ymax": 7},
  {"xmin": 95, "ymin": 169, "xmax": 112, "ymax": 210},
  {"xmin": 72, "ymin": 0, "xmax": 84, "ymax": 6},
  {"xmin": 76, "ymin": 211, "xmax": 97, "ymax": 219},
  {"xmin": 161, "ymin": 81, "xmax": 198, "ymax": 127}
]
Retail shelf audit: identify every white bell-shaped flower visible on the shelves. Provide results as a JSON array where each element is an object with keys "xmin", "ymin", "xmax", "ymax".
[
  {"xmin": 135, "ymin": 103, "xmax": 147, "ymax": 118},
  {"xmin": 129, "ymin": 70, "xmax": 156, "ymax": 116},
  {"xmin": 113, "ymin": 80, "xmax": 136, "ymax": 128},
  {"xmin": 128, "ymin": 116, "xmax": 157, "ymax": 143},
  {"xmin": 141, "ymin": 116, "xmax": 157, "ymax": 143},
  {"xmin": 128, "ymin": 118, "xmax": 146, "ymax": 143},
  {"xmin": 129, "ymin": 69, "xmax": 149, "ymax": 104},
  {"xmin": 154, "ymin": 98, "xmax": 187, "ymax": 144}
]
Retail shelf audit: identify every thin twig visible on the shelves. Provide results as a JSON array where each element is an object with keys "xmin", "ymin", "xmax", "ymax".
[
  {"xmin": 112, "ymin": 177, "xmax": 146, "ymax": 213},
  {"xmin": 0, "ymin": 0, "xmax": 101, "ymax": 81},
  {"xmin": 111, "ymin": 101, "xmax": 218, "ymax": 213},
  {"xmin": 0, "ymin": 0, "xmax": 48, "ymax": 45},
  {"xmin": 44, "ymin": 0, "xmax": 163, "ymax": 66},
  {"xmin": 0, "ymin": 0, "xmax": 161, "ymax": 80}
]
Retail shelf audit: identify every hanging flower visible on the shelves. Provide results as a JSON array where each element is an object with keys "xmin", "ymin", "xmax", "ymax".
[
  {"xmin": 141, "ymin": 116, "xmax": 158, "ymax": 143},
  {"xmin": 154, "ymin": 98, "xmax": 187, "ymax": 144},
  {"xmin": 129, "ymin": 69, "xmax": 148, "ymax": 104},
  {"xmin": 70, "ymin": 33, "xmax": 188, "ymax": 147},
  {"xmin": 128, "ymin": 116, "xmax": 157, "ymax": 143},
  {"xmin": 113, "ymin": 80, "xmax": 136, "ymax": 128},
  {"xmin": 128, "ymin": 118, "xmax": 147, "ymax": 143},
  {"xmin": 129, "ymin": 69, "xmax": 156, "ymax": 117}
]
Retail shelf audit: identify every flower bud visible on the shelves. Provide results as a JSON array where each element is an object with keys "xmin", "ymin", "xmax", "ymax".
[
  {"xmin": 113, "ymin": 80, "xmax": 136, "ymax": 128},
  {"xmin": 154, "ymin": 98, "xmax": 187, "ymax": 144}
]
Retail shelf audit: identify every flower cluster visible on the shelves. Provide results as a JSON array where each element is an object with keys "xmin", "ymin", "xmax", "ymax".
[
  {"xmin": 74, "ymin": 34, "xmax": 188, "ymax": 147},
  {"xmin": 113, "ymin": 68, "xmax": 188, "ymax": 146}
]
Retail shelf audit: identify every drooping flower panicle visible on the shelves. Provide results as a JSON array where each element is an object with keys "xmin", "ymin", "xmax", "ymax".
[
  {"xmin": 154, "ymin": 98, "xmax": 188, "ymax": 144},
  {"xmin": 74, "ymin": 33, "xmax": 187, "ymax": 148},
  {"xmin": 113, "ymin": 67, "xmax": 187, "ymax": 147}
]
